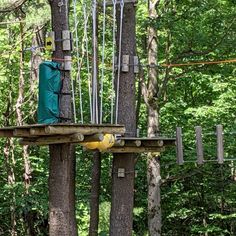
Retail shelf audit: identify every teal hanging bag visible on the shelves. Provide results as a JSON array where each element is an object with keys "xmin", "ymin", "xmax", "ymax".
[{"xmin": 37, "ymin": 61, "xmax": 61, "ymax": 124}]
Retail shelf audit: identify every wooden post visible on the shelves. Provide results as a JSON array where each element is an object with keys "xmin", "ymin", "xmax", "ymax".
[
  {"xmin": 195, "ymin": 126, "xmax": 204, "ymax": 165},
  {"xmin": 176, "ymin": 127, "xmax": 184, "ymax": 165},
  {"xmin": 216, "ymin": 125, "xmax": 224, "ymax": 164}
]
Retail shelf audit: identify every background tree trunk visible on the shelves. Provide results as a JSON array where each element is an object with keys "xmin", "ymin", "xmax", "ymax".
[
  {"xmin": 109, "ymin": 3, "xmax": 137, "ymax": 236},
  {"xmin": 147, "ymin": 0, "xmax": 162, "ymax": 235},
  {"xmin": 49, "ymin": 1, "xmax": 77, "ymax": 235},
  {"xmin": 89, "ymin": 9, "xmax": 101, "ymax": 236},
  {"xmin": 89, "ymin": 151, "xmax": 101, "ymax": 236}
]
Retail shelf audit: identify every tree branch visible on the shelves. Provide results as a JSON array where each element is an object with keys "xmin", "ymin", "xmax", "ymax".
[
  {"xmin": 174, "ymin": 17, "xmax": 236, "ymax": 61},
  {"xmin": 0, "ymin": 0, "xmax": 27, "ymax": 13}
]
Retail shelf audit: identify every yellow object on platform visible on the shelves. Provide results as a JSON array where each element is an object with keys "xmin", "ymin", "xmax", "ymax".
[{"xmin": 82, "ymin": 134, "xmax": 115, "ymax": 151}]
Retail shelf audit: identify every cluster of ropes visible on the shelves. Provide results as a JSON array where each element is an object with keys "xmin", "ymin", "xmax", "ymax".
[{"xmin": 72, "ymin": 0, "xmax": 125, "ymax": 125}]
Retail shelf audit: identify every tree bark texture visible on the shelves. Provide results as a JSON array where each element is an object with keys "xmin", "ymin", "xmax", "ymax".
[
  {"xmin": 49, "ymin": 1, "xmax": 77, "ymax": 235},
  {"xmin": 89, "ymin": 11, "xmax": 101, "ymax": 236},
  {"xmin": 147, "ymin": 1, "xmax": 162, "ymax": 235},
  {"xmin": 109, "ymin": 3, "xmax": 137, "ymax": 236},
  {"xmin": 4, "ymin": 27, "xmax": 17, "ymax": 236},
  {"xmin": 89, "ymin": 151, "xmax": 101, "ymax": 236}
]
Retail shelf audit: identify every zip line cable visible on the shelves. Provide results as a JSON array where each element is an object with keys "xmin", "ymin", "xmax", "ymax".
[
  {"xmin": 115, "ymin": 0, "xmax": 124, "ymax": 124},
  {"xmin": 72, "ymin": 0, "xmax": 80, "ymax": 123},
  {"xmin": 161, "ymin": 58, "xmax": 236, "ymax": 68},
  {"xmin": 111, "ymin": 0, "xmax": 117, "ymax": 124},
  {"xmin": 100, "ymin": 0, "xmax": 107, "ymax": 124}
]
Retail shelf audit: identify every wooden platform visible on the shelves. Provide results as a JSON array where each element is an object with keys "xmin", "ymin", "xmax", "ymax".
[
  {"xmin": 0, "ymin": 124, "xmax": 125, "ymax": 144},
  {"xmin": 0, "ymin": 124, "xmax": 176, "ymax": 153},
  {"xmin": 107, "ymin": 137, "xmax": 175, "ymax": 153}
]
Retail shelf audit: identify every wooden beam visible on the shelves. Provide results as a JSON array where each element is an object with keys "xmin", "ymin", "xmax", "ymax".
[
  {"xmin": 106, "ymin": 147, "xmax": 165, "ymax": 153},
  {"xmin": 30, "ymin": 127, "xmax": 47, "ymax": 136},
  {"xmin": 195, "ymin": 126, "xmax": 204, "ymax": 165},
  {"xmin": 176, "ymin": 127, "xmax": 184, "ymax": 165},
  {"xmin": 125, "ymin": 140, "xmax": 142, "ymax": 147},
  {"xmin": 45, "ymin": 125, "xmax": 125, "ymax": 136},
  {"xmin": 19, "ymin": 133, "xmax": 84, "ymax": 146},
  {"xmin": 0, "ymin": 130, "xmax": 14, "ymax": 137},
  {"xmin": 141, "ymin": 140, "xmax": 164, "ymax": 147},
  {"xmin": 81, "ymin": 134, "xmax": 104, "ymax": 142},
  {"xmin": 216, "ymin": 125, "xmax": 224, "ymax": 164}
]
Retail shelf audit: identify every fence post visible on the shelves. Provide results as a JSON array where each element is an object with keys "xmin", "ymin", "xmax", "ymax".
[
  {"xmin": 176, "ymin": 127, "xmax": 184, "ymax": 165},
  {"xmin": 216, "ymin": 125, "xmax": 224, "ymax": 164}
]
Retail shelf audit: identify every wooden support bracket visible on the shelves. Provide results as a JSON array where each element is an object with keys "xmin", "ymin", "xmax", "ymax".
[
  {"xmin": 133, "ymin": 56, "xmax": 139, "ymax": 73},
  {"xmin": 62, "ymin": 30, "xmax": 71, "ymax": 51},
  {"xmin": 118, "ymin": 168, "xmax": 125, "ymax": 177},
  {"xmin": 122, "ymin": 55, "xmax": 129, "ymax": 72}
]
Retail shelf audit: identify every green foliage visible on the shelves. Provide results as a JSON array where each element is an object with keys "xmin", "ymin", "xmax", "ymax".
[{"xmin": 0, "ymin": 0, "xmax": 236, "ymax": 235}]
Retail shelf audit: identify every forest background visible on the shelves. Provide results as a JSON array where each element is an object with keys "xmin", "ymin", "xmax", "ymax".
[{"xmin": 0, "ymin": 0, "xmax": 236, "ymax": 235}]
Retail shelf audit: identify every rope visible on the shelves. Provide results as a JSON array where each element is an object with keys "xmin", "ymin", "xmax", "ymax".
[
  {"xmin": 100, "ymin": 0, "xmax": 107, "ymax": 124},
  {"xmin": 72, "ymin": 0, "xmax": 82, "ymax": 123},
  {"xmin": 161, "ymin": 58, "xmax": 236, "ymax": 67},
  {"xmin": 115, "ymin": 0, "xmax": 124, "ymax": 124},
  {"xmin": 83, "ymin": 0, "xmax": 93, "ymax": 123},
  {"xmin": 92, "ymin": 0, "xmax": 99, "ymax": 124},
  {"xmin": 111, "ymin": 0, "xmax": 117, "ymax": 124}
]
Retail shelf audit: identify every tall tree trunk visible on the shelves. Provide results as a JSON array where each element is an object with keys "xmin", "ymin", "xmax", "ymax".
[
  {"xmin": 89, "ymin": 8, "xmax": 101, "ymax": 236},
  {"xmin": 89, "ymin": 151, "xmax": 101, "ymax": 236},
  {"xmin": 4, "ymin": 27, "xmax": 17, "ymax": 236},
  {"xmin": 109, "ymin": 3, "xmax": 137, "ymax": 236},
  {"xmin": 16, "ymin": 20, "xmax": 35, "ymax": 235},
  {"xmin": 49, "ymin": 1, "xmax": 77, "ymax": 235},
  {"xmin": 4, "ymin": 138, "xmax": 17, "ymax": 236},
  {"xmin": 147, "ymin": 1, "xmax": 161, "ymax": 235}
]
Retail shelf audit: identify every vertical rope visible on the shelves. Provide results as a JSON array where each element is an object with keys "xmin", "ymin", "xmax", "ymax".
[
  {"xmin": 83, "ymin": 0, "xmax": 93, "ymax": 123},
  {"xmin": 115, "ymin": 0, "xmax": 124, "ymax": 124},
  {"xmin": 72, "ymin": 0, "xmax": 81, "ymax": 123},
  {"xmin": 92, "ymin": 0, "xmax": 98, "ymax": 124},
  {"xmin": 100, "ymin": 0, "xmax": 107, "ymax": 124},
  {"xmin": 111, "ymin": 0, "xmax": 117, "ymax": 124}
]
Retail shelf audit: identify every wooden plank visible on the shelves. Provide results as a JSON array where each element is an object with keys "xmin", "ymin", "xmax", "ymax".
[
  {"xmin": 0, "ymin": 130, "xmax": 14, "ymax": 137},
  {"xmin": 45, "ymin": 125, "xmax": 125, "ymax": 136},
  {"xmin": 176, "ymin": 127, "xmax": 184, "ymax": 165},
  {"xmin": 195, "ymin": 126, "xmax": 204, "ymax": 165},
  {"xmin": 19, "ymin": 133, "xmax": 84, "ymax": 146},
  {"xmin": 216, "ymin": 124, "xmax": 224, "ymax": 164}
]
